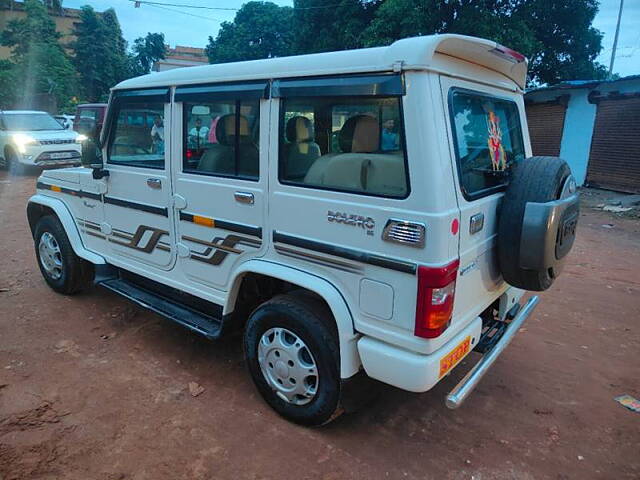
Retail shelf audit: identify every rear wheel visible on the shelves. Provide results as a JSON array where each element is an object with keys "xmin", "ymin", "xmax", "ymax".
[
  {"xmin": 34, "ymin": 215, "xmax": 93, "ymax": 294},
  {"xmin": 243, "ymin": 294, "xmax": 342, "ymax": 426}
]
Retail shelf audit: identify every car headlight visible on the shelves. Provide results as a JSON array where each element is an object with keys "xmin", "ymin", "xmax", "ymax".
[
  {"xmin": 12, "ymin": 133, "xmax": 38, "ymax": 153},
  {"xmin": 75, "ymin": 134, "xmax": 88, "ymax": 144}
]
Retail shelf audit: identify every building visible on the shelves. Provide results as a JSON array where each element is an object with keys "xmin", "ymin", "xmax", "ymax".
[
  {"xmin": 525, "ymin": 75, "xmax": 640, "ymax": 194},
  {"xmin": 153, "ymin": 45, "xmax": 208, "ymax": 72},
  {"xmin": 0, "ymin": 1, "xmax": 85, "ymax": 60}
]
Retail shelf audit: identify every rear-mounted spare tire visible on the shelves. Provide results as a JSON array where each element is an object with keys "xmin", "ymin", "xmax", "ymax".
[{"xmin": 498, "ymin": 156, "xmax": 579, "ymax": 291}]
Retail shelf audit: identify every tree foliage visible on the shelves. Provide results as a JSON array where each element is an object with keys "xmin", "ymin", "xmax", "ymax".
[
  {"xmin": 71, "ymin": 6, "xmax": 131, "ymax": 102},
  {"xmin": 361, "ymin": 0, "xmax": 606, "ymax": 85},
  {"xmin": 291, "ymin": 0, "xmax": 377, "ymax": 54},
  {"xmin": 1, "ymin": 0, "xmax": 78, "ymax": 109},
  {"xmin": 207, "ymin": 0, "xmax": 607, "ymax": 85},
  {"xmin": 129, "ymin": 32, "xmax": 166, "ymax": 76},
  {"xmin": 206, "ymin": 2, "xmax": 294, "ymax": 64}
]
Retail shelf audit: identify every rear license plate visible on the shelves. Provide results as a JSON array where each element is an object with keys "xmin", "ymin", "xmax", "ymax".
[
  {"xmin": 49, "ymin": 152, "xmax": 73, "ymax": 159},
  {"xmin": 439, "ymin": 336, "xmax": 471, "ymax": 378}
]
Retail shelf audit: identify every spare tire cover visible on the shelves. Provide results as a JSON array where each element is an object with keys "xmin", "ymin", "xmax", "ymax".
[{"xmin": 498, "ymin": 156, "xmax": 579, "ymax": 291}]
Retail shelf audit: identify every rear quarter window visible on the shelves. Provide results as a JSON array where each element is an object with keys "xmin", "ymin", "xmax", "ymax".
[{"xmin": 449, "ymin": 89, "xmax": 525, "ymax": 200}]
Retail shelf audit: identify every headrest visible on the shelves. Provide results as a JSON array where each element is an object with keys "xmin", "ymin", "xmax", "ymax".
[
  {"xmin": 286, "ymin": 116, "xmax": 314, "ymax": 143},
  {"xmin": 338, "ymin": 115, "xmax": 379, "ymax": 153},
  {"xmin": 216, "ymin": 114, "xmax": 250, "ymax": 146}
]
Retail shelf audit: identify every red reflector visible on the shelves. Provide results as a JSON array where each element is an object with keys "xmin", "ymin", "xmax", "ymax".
[
  {"xmin": 186, "ymin": 149, "xmax": 193, "ymax": 159},
  {"xmin": 491, "ymin": 45, "xmax": 526, "ymax": 63},
  {"xmin": 415, "ymin": 259, "xmax": 459, "ymax": 339},
  {"xmin": 451, "ymin": 218, "xmax": 459, "ymax": 235}
]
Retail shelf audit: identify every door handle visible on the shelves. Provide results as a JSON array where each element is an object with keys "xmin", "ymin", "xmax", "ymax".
[
  {"xmin": 234, "ymin": 191, "xmax": 254, "ymax": 205},
  {"xmin": 146, "ymin": 178, "xmax": 162, "ymax": 189}
]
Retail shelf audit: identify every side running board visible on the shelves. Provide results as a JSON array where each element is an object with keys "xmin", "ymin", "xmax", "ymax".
[{"xmin": 97, "ymin": 277, "xmax": 223, "ymax": 339}]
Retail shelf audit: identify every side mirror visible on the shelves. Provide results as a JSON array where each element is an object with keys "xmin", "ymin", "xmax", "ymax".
[{"xmin": 80, "ymin": 135, "xmax": 102, "ymax": 168}]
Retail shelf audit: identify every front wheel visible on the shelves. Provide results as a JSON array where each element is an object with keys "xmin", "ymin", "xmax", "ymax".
[
  {"xmin": 34, "ymin": 215, "xmax": 93, "ymax": 294},
  {"xmin": 243, "ymin": 294, "xmax": 342, "ymax": 426}
]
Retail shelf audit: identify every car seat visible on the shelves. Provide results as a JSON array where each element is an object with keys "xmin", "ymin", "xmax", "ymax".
[
  {"xmin": 282, "ymin": 116, "xmax": 321, "ymax": 180},
  {"xmin": 198, "ymin": 114, "xmax": 259, "ymax": 178}
]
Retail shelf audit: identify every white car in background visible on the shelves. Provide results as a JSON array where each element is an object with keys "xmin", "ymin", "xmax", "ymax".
[
  {"xmin": 54, "ymin": 114, "xmax": 75, "ymax": 130},
  {"xmin": 0, "ymin": 110, "xmax": 82, "ymax": 173}
]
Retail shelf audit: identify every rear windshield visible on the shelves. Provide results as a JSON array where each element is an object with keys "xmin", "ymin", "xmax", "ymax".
[
  {"xmin": 1, "ymin": 113, "xmax": 64, "ymax": 131},
  {"xmin": 449, "ymin": 90, "xmax": 525, "ymax": 199}
]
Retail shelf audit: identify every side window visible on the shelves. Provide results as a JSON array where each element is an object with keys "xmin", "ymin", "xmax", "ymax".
[
  {"xmin": 79, "ymin": 109, "xmax": 98, "ymax": 121},
  {"xmin": 449, "ymin": 90, "xmax": 525, "ymax": 199},
  {"xmin": 279, "ymin": 96, "xmax": 408, "ymax": 198},
  {"xmin": 183, "ymin": 100, "xmax": 259, "ymax": 181},
  {"xmin": 107, "ymin": 101, "xmax": 165, "ymax": 169}
]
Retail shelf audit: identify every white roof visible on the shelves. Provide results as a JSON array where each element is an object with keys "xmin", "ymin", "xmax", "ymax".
[
  {"xmin": 114, "ymin": 34, "xmax": 528, "ymax": 92},
  {"xmin": 1, "ymin": 110, "xmax": 48, "ymax": 114}
]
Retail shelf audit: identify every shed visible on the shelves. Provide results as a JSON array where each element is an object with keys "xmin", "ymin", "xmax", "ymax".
[{"xmin": 525, "ymin": 76, "xmax": 640, "ymax": 193}]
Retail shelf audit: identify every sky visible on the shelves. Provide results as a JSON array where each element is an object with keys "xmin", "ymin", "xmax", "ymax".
[{"xmin": 62, "ymin": 0, "xmax": 639, "ymax": 79}]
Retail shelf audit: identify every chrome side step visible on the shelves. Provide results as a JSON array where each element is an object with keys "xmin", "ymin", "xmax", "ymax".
[{"xmin": 445, "ymin": 296, "xmax": 540, "ymax": 409}]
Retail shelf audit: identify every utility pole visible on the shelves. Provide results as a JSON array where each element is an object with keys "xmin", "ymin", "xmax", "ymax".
[{"xmin": 609, "ymin": 0, "xmax": 624, "ymax": 78}]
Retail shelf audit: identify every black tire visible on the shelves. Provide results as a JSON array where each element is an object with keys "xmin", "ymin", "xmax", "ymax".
[
  {"xmin": 34, "ymin": 215, "xmax": 94, "ymax": 294},
  {"xmin": 243, "ymin": 294, "xmax": 342, "ymax": 426},
  {"xmin": 498, "ymin": 156, "xmax": 571, "ymax": 291}
]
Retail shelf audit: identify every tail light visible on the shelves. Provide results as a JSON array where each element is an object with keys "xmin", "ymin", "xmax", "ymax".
[{"xmin": 414, "ymin": 259, "xmax": 460, "ymax": 339}]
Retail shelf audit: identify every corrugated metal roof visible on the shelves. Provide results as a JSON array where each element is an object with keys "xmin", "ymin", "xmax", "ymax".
[{"xmin": 526, "ymin": 74, "xmax": 640, "ymax": 94}]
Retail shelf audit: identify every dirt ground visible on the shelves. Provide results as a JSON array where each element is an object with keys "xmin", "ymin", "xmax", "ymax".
[{"xmin": 0, "ymin": 169, "xmax": 638, "ymax": 480}]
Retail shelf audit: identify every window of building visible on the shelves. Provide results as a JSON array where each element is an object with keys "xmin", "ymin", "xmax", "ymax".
[
  {"xmin": 279, "ymin": 96, "xmax": 408, "ymax": 198},
  {"xmin": 183, "ymin": 100, "xmax": 259, "ymax": 180},
  {"xmin": 107, "ymin": 102, "xmax": 165, "ymax": 169},
  {"xmin": 449, "ymin": 89, "xmax": 525, "ymax": 199}
]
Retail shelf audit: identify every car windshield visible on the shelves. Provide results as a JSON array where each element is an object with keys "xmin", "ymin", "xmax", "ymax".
[{"xmin": 1, "ymin": 113, "xmax": 64, "ymax": 131}]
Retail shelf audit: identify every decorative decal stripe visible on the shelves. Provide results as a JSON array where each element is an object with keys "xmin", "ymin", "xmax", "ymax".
[
  {"xmin": 77, "ymin": 219, "xmax": 106, "ymax": 239},
  {"xmin": 273, "ymin": 231, "xmax": 417, "ymax": 275},
  {"xmin": 37, "ymin": 182, "xmax": 102, "ymax": 201},
  {"xmin": 179, "ymin": 212, "xmax": 262, "ymax": 238},
  {"xmin": 274, "ymin": 244, "xmax": 363, "ymax": 274},
  {"xmin": 182, "ymin": 234, "xmax": 261, "ymax": 266},
  {"xmin": 104, "ymin": 196, "xmax": 168, "ymax": 217},
  {"xmin": 77, "ymin": 219, "xmax": 172, "ymax": 252},
  {"xmin": 108, "ymin": 225, "xmax": 170, "ymax": 253}
]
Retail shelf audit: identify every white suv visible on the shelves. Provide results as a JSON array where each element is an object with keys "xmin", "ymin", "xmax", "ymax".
[
  {"xmin": 26, "ymin": 35, "xmax": 579, "ymax": 425},
  {"xmin": 0, "ymin": 110, "xmax": 82, "ymax": 173}
]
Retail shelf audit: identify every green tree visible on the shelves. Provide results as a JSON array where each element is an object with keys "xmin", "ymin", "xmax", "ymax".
[
  {"xmin": 362, "ymin": 0, "xmax": 606, "ymax": 85},
  {"xmin": 101, "ymin": 8, "xmax": 129, "ymax": 89},
  {"xmin": 291, "ymin": 0, "xmax": 377, "ymax": 54},
  {"xmin": 514, "ymin": 0, "xmax": 607, "ymax": 84},
  {"xmin": 1, "ymin": 0, "xmax": 78, "ymax": 109},
  {"xmin": 70, "ymin": 6, "xmax": 107, "ymax": 102},
  {"xmin": 1, "ymin": 0, "xmax": 61, "ymax": 56},
  {"xmin": 129, "ymin": 32, "xmax": 166, "ymax": 76},
  {"xmin": 70, "ymin": 6, "xmax": 130, "ymax": 101},
  {"xmin": 206, "ymin": 2, "xmax": 294, "ymax": 64},
  {"xmin": 0, "ymin": 59, "xmax": 16, "ymax": 110}
]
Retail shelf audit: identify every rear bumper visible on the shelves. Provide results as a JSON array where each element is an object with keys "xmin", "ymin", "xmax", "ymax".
[
  {"xmin": 357, "ymin": 295, "xmax": 539, "ymax": 401},
  {"xmin": 445, "ymin": 295, "xmax": 539, "ymax": 409},
  {"xmin": 357, "ymin": 316, "xmax": 482, "ymax": 393}
]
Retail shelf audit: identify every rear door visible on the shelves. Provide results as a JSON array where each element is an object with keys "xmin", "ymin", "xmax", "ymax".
[
  {"xmin": 171, "ymin": 82, "xmax": 268, "ymax": 292},
  {"xmin": 440, "ymin": 77, "xmax": 529, "ymax": 318},
  {"xmin": 268, "ymin": 75, "xmax": 426, "ymax": 338},
  {"xmin": 102, "ymin": 88, "xmax": 175, "ymax": 271}
]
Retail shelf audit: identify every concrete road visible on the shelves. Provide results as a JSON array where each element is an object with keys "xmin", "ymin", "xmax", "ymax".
[{"xmin": 1, "ymin": 170, "xmax": 639, "ymax": 479}]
